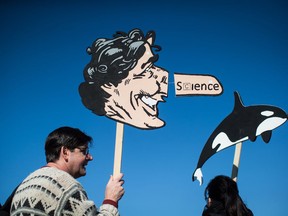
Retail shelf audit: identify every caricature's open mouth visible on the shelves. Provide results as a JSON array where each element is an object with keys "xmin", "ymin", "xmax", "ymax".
[
  {"xmin": 141, "ymin": 95, "xmax": 158, "ymax": 110},
  {"xmin": 135, "ymin": 93, "xmax": 167, "ymax": 116}
]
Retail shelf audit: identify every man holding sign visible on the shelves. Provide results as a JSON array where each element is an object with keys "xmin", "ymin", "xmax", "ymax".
[{"xmin": 10, "ymin": 126, "xmax": 125, "ymax": 216}]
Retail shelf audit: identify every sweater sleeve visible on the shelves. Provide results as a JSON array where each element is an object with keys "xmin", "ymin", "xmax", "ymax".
[
  {"xmin": 94, "ymin": 199, "xmax": 119, "ymax": 216},
  {"xmin": 61, "ymin": 186, "xmax": 120, "ymax": 216},
  {"xmin": 97, "ymin": 204, "xmax": 120, "ymax": 216}
]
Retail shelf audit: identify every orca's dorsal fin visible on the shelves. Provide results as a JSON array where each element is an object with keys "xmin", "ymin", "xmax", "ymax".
[{"xmin": 233, "ymin": 91, "xmax": 245, "ymax": 112}]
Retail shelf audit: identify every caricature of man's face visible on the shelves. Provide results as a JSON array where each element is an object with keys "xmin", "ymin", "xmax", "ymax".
[{"xmin": 103, "ymin": 41, "xmax": 168, "ymax": 129}]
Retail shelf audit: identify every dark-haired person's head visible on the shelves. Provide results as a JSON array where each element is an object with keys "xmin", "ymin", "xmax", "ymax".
[
  {"xmin": 45, "ymin": 126, "xmax": 92, "ymax": 163},
  {"xmin": 203, "ymin": 175, "xmax": 253, "ymax": 216}
]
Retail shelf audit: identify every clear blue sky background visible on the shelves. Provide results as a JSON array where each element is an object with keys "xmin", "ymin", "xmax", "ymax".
[{"xmin": 1, "ymin": 0, "xmax": 287, "ymax": 215}]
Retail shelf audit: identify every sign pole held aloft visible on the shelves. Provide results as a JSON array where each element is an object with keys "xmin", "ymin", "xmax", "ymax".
[
  {"xmin": 231, "ymin": 142, "xmax": 242, "ymax": 182},
  {"xmin": 113, "ymin": 122, "xmax": 124, "ymax": 175}
]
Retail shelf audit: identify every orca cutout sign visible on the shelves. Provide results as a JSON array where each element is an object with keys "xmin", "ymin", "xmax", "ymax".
[{"xmin": 192, "ymin": 91, "xmax": 287, "ymax": 185}]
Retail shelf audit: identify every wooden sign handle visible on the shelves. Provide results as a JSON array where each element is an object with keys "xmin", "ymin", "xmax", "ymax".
[
  {"xmin": 231, "ymin": 142, "xmax": 242, "ymax": 182},
  {"xmin": 113, "ymin": 122, "xmax": 124, "ymax": 175}
]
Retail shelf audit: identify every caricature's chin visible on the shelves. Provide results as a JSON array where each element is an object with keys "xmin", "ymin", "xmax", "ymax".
[
  {"xmin": 144, "ymin": 117, "xmax": 165, "ymax": 129},
  {"xmin": 127, "ymin": 116, "xmax": 165, "ymax": 129},
  {"xmin": 111, "ymin": 116, "xmax": 165, "ymax": 129}
]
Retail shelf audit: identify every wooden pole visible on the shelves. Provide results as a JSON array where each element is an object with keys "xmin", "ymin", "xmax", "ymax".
[
  {"xmin": 231, "ymin": 142, "xmax": 242, "ymax": 182},
  {"xmin": 113, "ymin": 122, "xmax": 124, "ymax": 175}
]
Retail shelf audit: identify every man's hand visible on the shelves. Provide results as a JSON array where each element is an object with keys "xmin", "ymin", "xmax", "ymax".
[{"xmin": 105, "ymin": 173, "xmax": 125, "ymax": 202}]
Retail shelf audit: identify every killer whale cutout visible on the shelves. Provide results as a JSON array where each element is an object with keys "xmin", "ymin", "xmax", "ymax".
[{"xmin": 192, "ymin": 91, "xmax": 287, "ymax": 185}]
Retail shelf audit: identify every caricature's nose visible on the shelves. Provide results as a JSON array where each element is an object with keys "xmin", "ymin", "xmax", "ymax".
[
  {"xmin": 160, "ymin": 73, "xmax": 168, "ymax": 84},
  {"xmin": 155, "ymin": 68, "xmax": 168, "ymax": 94},
  {"xmin": 152, "ymin": 66, "xmax": 168, "ymax": 81}
]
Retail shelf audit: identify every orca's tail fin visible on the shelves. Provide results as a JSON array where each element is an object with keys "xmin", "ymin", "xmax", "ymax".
[{"xmin": 192, "ymin": 168, "xmax": 203, "ymax": 186}]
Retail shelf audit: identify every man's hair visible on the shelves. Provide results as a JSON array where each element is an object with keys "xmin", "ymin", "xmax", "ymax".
[{"xmin": 45, "ymin": 126, "xmax": 92, "ymax": 163}]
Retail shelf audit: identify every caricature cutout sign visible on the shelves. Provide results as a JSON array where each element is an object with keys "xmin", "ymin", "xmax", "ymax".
[
  {"xmin": 79, "ymin": 29, "xmax": 168, "ymax": 130},
  {"xmin": 192, "ymin": 91, "xmax": 287, "ymax": 185}
]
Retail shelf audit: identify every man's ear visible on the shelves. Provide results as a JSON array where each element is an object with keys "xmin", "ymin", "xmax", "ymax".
[{"xmin": 61, "ymin": 146, "xmax": 70, "ymax": 161}]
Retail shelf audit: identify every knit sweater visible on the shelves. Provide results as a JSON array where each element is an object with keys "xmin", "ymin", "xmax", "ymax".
[{"xmin": 10, "ymin": 167, "xmax": 120, "ymax": 216}]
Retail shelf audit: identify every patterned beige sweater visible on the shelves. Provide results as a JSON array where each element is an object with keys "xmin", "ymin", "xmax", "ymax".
[{"xmin": 10, "ymin": 167, "xmax": 119, "ymax": 216}]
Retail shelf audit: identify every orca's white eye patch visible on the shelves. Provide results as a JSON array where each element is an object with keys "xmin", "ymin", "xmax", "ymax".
[{"xmin": 261, "ymin": 110, "xmax": 274, "ymax": 117}]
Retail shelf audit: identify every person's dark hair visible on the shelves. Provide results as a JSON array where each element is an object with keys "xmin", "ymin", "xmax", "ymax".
[
  {"xmin": 78, "ymin": 28, "xmax": 161, "ymax": 116},
  {"xmin": 45, "ymin": 126, "xmax": 92, "ymax": 163},
  {"xmin": 203, "ymin": 175, "xmax": 253, "ymax": 216}
]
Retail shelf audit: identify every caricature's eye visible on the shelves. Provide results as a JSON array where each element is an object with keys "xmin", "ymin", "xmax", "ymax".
[
  {"xmin": 134, "ymin": 70, "xmax": 146, "ymax": 78},
  {"xmin": 134, "ymin": 64, "xmax": 153, "ymax": 79}
]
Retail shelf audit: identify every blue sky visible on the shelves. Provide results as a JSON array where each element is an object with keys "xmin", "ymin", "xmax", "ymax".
[{"xmin": 1, "ymin": 0, "xmax": 287, "ymax": 215}]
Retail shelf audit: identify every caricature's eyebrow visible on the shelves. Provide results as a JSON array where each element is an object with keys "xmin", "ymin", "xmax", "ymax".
[{"xmin": 141, "ymin": 54, "xmax": 159, "ymax": 69}]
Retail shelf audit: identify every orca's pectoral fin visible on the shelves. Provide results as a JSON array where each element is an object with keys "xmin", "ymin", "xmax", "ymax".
[
  {"xmin": 261, "ymin": 130, "xmax": 272, "ymax": 143},
  {"xmin": 192, "ymin": 168, "xmax": 203, "ymax": 186}
]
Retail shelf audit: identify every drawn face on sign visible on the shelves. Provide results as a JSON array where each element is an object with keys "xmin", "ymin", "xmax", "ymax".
[{"xmin": 79, "ymin": 29, "xmax": 168, "ymax": 129}]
